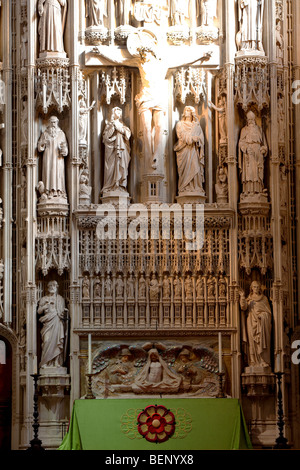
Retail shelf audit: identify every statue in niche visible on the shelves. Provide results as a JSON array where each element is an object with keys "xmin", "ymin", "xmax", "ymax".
[
  {"xmin": 104, "ymin": 275, "xmax": 112, "ymax": 298},
  {"xmin": 207, "ymin": 274, "xmax": 216, "ymax": 298},
  {"xmin": 208, "ymin": 97, "xmax": 227, "ymax": 144},
  {"xmin": 162, "ymin": 275, "xmax": 171, "ymax": 299},
  {"xmin": 115, "ymin": 274, "xmax": 124, "ymax": 298},
  {"xmin": 20, "ymin": 100, "xmax": 28, "ymax": 147},
  {"xmin": 132, "ymin": 348, "xmax": 182, "ymax": 394},
  {"xmin": 94, "ymin": 278, "xmax": 101, "ymax": 299},
  {"xmin": 174, "ymin": 106, "xmax": 205, "ymax": 197},
  {"xmin": 196, "ymin": 0, "xmax": 217, "ymax": 27},
  {"xmin": 38, "ymin": 0, "xmax": 67, "ymax": 55},
  {"xmin": 218, "ymin": 275, "xmax": 227, "ymax": 298},
  {"xmin": 277, "ymin": 97, "xmax": 285, "ymax": 145},
  {"xmin": 21, "ymin": 24, "xmax": 28, "ymax": 69},
  {"xmin": 37, "ymin": 116, "xmax": 68, "ymax": 202},
  {"xmin": 215, "ymin": 165, "xmax": 228, "ymax": 203},
  {"xmin": 79, "ymin": 168, "xmax": 92, "ymax": 204},
  {"xmin": 78, "ymin": 98, "xmax": 96, "ymax": 144},
  {"xmin": 82, "ymin": 275, "xmax": 90, "ymax": 299},
  {"xmin": 237, "ymin": 0, "xmax": 265, "ymax": 53},
  {"xmin": 97, "ymin": 31, "xmax": 212, "ymax": 171},
  {"xmin": 138, "ymin": 275, "xmax": 146, "ymax": 299},
  {"xmin": 114, "ymin": 0, "xmax": 131, "ymax": 26},
  {"xmin": 149, "ymin": 275, "xmax": 160, "ymax": 302},
  {"xmin": 174, "ymin": 275, "xmax": 182, "ymax": 299},
  {"xmin": 184, "ymin": 274, "xmax": 193, "ymax": 300},
  {"xmin": 38, "ymin": 280, "xmax": 67, "ymax": 370},
  {"xmin": 169, "ymin": 0, "xmax": 190, "ymax": 26},
  {"xmin": 239, "ymin": 280, "xmax": 272, "ymax": 369},
  {"xmin": 196, "ymin": 277, "xmax": 204, "ymax": 299},
  {"xmin": 238, "ymin": 111, "xmax": 268, "ymax": 199},
  {"xmin": 276, "ymin": 20, "xmax": 284, "ymax": 65},
  {"xmin": 102, "ymin": 107, "xmax": 131, "ymax": 195},
  {"xmin": 127, "ymin": 274, "xmax": 135, "ymax": 299},
  {"xmin": 86, "ymin": 0, "xmax": 107, "ymax": 27}
]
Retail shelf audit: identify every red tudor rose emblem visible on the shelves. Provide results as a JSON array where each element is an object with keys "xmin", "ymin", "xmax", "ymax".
[{"xmin": 137, "ymin": 405, "xmax": 176, "ymax": 443}]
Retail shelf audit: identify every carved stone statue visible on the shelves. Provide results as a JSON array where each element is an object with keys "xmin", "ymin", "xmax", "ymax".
[
  {"xmin": 149, "ymin": 275, "xmax": 160, "ymax": 302},
  {"xmin": 215, "ymin": 165, "xmax": 228, "ymax": 203},
  {"xmin": 94, "ymin": 278, "xmax": 101, "ymax": 299},
  {"xmin": 86, "ymin": 0, "xmax": 107, "ymax": 27},
  {"xmin": 82, "ymin": 275, "xmax": 90, "ymax": 299},
  {"xmin": 114, "ymin": 0, "xmax": 131, "ymax": 26},
  {"xmin": 79, "ymin": 168, "xmax": 92, "ymax": 204},
  {"xmin": 38, "ymin": 0, "xmax": 67, "ymax": 55},
  {"xmin": 102, "ymin": 107, "xmax": 131, "ymax": 196},
  {"xmin": 109, "ymin": 348, "xmax": 135, "ymax": 385},
  {"xmin": 238, "ymin": 111, "xmax": 268, "ymax": 200},
  {"xmin": 127, "ymin": 274, "xmax": 135, "ymax": 299},
  {"xmin": 169, "ymin": 0, "xmax": 189, "ymax": 26},
  {"xmin": 237, "ymin": 0, "xmax": 265, "ymax": 53},
  {"xmin": 138, "ymin": 275, "xmax": 146, "ymax": 299},
  {"xmin": 79, "ymin": 99, "xmax": 96, "ymax": 144},
  {"xmin": 276, "ymin": 20, "xmax": 283, "ymax": 65},
  {"xmin": 184, "ymin": 274, "xmax": 193, "ymax": 300},
  {"xmin": 132, "ymin": 348, "xmax": 182, "ymax": 394},
  {"xmin": 196, "ymin": 277, "xmax": 204, "ymax": 299},
  {"xmin": 104, "ymin": 276, "xmax": 112, "ymax": 298},
  {"xmin": 197, "ymin": 0, "xmax": 217, "ymax": 27},
  {"xmin": 174, "ymin": 275, "xmax": 182, "ymax": 298},
  {"xmin": 239, "ymin": 280, "xmax": 272, "ymax": 369},
  {"xmin": 162, "ymin": 275, "xmax": 171, "ymax": 299},
  {"xmin": 174, "ymin": 106, "xmax": 205, "ymax": 198},
  {"xmin": 208, "ymin": 97, "xmax": 227, "ymax": 144},
  {"xmin": 115, "ymin": 275, "xmax": 124, "ymax": 298},
  {"xmin": 38, "ymin": 281, "xmax": 67, "ymax": 369},
  {"xmin": 37, "ymin": 115, "xmax": 68, "ymax": 201},
  {"xmin": 97, "ymin": 32, "xmax": 211, "ymax": 171}
]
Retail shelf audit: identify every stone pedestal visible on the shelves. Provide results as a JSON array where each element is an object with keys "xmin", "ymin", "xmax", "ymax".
[
  {"xmin": 176, "ymin": 192, "xmax": 206, "ymax": 205},
  {"xmin": 100, "ymin": 190, "xmax": 131, "ymax": 207},
  {"xmin": 196, "ymin": 25, "xmax": 219, "ymax": 44},
  {"xmin": 85, "ymin": 26, "xmax": 108, "ymax": 45},
  {"xmin": 38, "ymin": 368, "xmax": 70, "ymax": 448},
  {"xmin": 242, "ymin": 366, "xmax": 275, "ymax": 397}
]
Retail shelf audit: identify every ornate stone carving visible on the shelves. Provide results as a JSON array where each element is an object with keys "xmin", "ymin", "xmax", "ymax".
[
  {"xmin": 174, "ymin": 67, "xmax": 206, "ymax": 104},
  {"xmin": 35, "ymin": 60, "xmax": 71, "ymax": 114},
  {"xmin": 133, "ymin": 1, "xmax": 168, "ymax": 26},
  {"xmin": 99, "ymin": 67, "xmax": 129, "ymax": 105},
  {"xmin": 234, "ymin": 56, "xmax": 269, "ymax": 111},
  {"xmin": 90, "ymin": 341, "xmax": 220, "ymax": 397}
]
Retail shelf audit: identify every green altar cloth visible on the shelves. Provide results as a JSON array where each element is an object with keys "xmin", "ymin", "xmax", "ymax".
[{"xmin": 59, "ymin": 398, "xmax": 252, "ymax": 450}]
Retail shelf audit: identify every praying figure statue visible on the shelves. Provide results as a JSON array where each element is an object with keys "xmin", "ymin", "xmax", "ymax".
[
  {"xmin": 239, "ymin": 281, "xmax": 272, "ymax": 369},
  {"xmin": 237, "ymin": 0, "xmax": 265, "ymax": 54},
  {"xmin": 102, "ymin": 107, "xmax": 131, "ymax": 195},
  {"xmin": 78, "ymin": 98, "xmax": 96, "ymax": 144},
  {"xmin": 174, "ymin": 106, "xmax": 205, "ymax": 198},
  {"xmin": 38, "ymin": 281, "xmax": 67, "ymax": 370},
  {"xmin": 238, "ymin": 110, "xmax": 268, "ymax": 200},
  {"xmin": 86, "ymin": 0, "xmax": 107, "ymax": 27},
  {"xmin": 37, "ymin": 115, "xmax": 69, "ymax": 202},
  {"xmin": 38, "ymin": 0, "xmax": 67, "ymax": 55}
]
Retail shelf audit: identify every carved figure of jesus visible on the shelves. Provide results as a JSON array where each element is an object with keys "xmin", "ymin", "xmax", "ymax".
[{"xmin": 97, "ymin": 35, "xmax": 211, "ymax": 171}]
